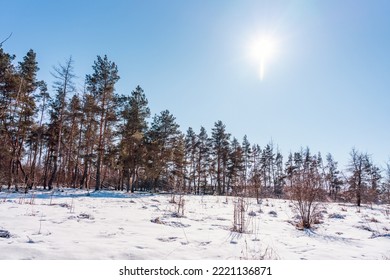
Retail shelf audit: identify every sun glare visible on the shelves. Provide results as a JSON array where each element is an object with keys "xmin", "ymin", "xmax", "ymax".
[{"xmin": 248, "ymin": 36, "xmax": 278, "ymax": 81}]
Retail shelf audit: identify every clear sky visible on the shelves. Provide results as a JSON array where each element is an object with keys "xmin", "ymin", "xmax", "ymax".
[{"xmin": 1, "ymin": 0, "xmax": 389, "ymax": 168}]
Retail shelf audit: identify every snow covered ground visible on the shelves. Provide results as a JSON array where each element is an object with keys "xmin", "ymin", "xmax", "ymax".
[{"xmin": 0, "ymin": 189, "xmax": 389, "ymax": 260}]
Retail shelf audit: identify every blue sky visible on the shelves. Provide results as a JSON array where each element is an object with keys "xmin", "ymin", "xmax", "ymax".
[{"xmin": 1, "ymin": 0, "xmax": 389, "ymax": 168}]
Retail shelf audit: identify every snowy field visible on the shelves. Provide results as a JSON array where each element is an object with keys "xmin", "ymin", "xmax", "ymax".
[{"xmin": 0, "ymin": 189, "xmax": 389, "ymax": 260}]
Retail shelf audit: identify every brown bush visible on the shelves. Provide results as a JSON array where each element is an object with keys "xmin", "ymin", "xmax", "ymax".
[{"xmin": 286, "ymin": 169, "xmax": 326, "ymax": 229}]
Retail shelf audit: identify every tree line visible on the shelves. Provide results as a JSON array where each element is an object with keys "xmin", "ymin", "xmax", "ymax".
[{"xmin": 0, "ymin": 48, "xmax": 389, "ymax": 206}]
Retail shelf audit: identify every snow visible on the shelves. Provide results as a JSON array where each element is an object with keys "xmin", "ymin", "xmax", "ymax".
[{"xmin": 0, "ymin": 189, "xmax": 389, "ymax": 260}]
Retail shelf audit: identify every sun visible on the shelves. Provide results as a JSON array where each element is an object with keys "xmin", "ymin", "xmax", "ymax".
[{"xmin": 248, "ymin": 36, "xmax": 278, "ymax": 80}]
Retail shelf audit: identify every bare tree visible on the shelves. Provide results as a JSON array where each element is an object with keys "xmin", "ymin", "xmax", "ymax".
[{"xmin": 47, "ymin": 57, "xmax": 75, "ymax": 189}]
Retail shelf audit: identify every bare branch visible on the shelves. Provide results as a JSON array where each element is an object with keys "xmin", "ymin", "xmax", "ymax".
[{"xmin": 0, "ymin": 32, "xmax": 13, "ymax": 47}]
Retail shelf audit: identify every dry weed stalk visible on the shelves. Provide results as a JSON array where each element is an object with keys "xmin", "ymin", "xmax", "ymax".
[{"xmin": 233, "ymin": 196, "xmax": 248, "ymax": 233}]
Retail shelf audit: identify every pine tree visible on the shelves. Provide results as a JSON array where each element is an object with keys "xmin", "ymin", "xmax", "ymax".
[
  {"xmin": 260, "ymin": 144, "xmax": 274, "ymax": 195},
  {"xmin": 242, "ymin": 135, "xmax": 251, "ymax": 191},
  {"xmin": 0, "ymin": 47, "xmax": 17, "ymax": 189},
  {"xmin": 1, "ymin": 49, "xmax": 39, "ymax": 191},
  {"xmin": 274, "ymin": 151, "xmax": 284, "ymax": 196},
  {"xmin": 0, "ymin": 48, "xmax": 16, "ymax": 120},
  {"xmin": 285, "ymin": 152, "xmax": 294, "ymax": 189},
  {"xmin": 64, "ymin": 94, "xmax": 83, "ymax": 188},
  {"xmin": 293, "ymin": 151, "xmax": 303, "ymax": 170},
  {"xmin": 172, "ymin": 133, "xmax": 186, "ymax": 193},
  {"xmin": 250, "ymin": 144, "xmax": 262, "ymax": 202},
  {"xmin": 79, "ymin": 93, "xmax": 98, "ymax": 190},
  {"xmin": 118, "ymin": 85, "xmax": 150, "ymax": 192},
  {"xmin": 325, "ymin": 153, "xmax": 343, "ymax": 200},
  {"xmin": 211, "ymin": 120, "xmax": 230, "ymax": 195},
  {"xmin": 195, "ymin": 126, "xmax": 210, "ymax": 194},
  {"xmin": 366, "ymin": 159, "xmax": 381, "ymax": 204},
  {"xmin": 35, "ymin": 81, "xmax": 50, "ymax": 166},
  {"xmin": 228, "ymin": 137, "xmax": 244, "ymax": 194},
  {"xmin": 185, "ymin": 127, "xmax": 197, "ymax": 192},
  {"xmin": 145, "ymin": 110, "xmax": 180, "ymax": 192},
  {"xmin": 86, "ymin": 55, "xmax": 120, "ymax": 191}
]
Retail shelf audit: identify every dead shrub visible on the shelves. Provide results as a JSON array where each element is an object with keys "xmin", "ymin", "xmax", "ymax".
[{"xmin": 286, "ymin": 168, "xmax": 325, "ymax": 229}]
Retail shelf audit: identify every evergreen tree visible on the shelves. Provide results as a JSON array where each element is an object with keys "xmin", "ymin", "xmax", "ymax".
[
  {"xmin": 366, "ymin": 159, "xmax": 381, "ymax": 204},
  {"xmin": 211, "ymin": 120, "xmax": 230, "ymax": 195},
  {"xmin": 145, "ymin": 110, "xmax": 180, "ymax": 192},
  {"xmin": 79, "ymin": 93, "xmax": 98, "ymax": 190},
  {"xmin": 195, "ymin": 126, "xmax": 210, "ymax": 194},
  {"xmin": 1, "ymin": 49, "xmax": 39, "ymax": 191},
  {"xmin": 285, "ymin": 152, "xmax": 295, "ymax": 189},
  {"xmin": 228, "ymin": 137, "xmax": 244, "ymax": 194},
  {"xmin": 293, "ymin": 151, "xmax": 303, "ymax": 170},
  {"xmin": 86, "ymin": 55, "xmax": 120, "ymax": 191},
  {"xmin": 171, "ymin": 133, "xmax": 186, "ymax": 193},
  {"xmin": 325, "ymin": 153, "xmax": 343, "ymax": 200},
  {"xmin": 185, "ymin": 127, "xmax": 197, "ymax": 192},
  {"xmin": 118, "ymin": 85, "xmax": 150, "ymax": 192},
  {"xmin": 260, "ymin": 144, "xmax": 274, "ymax": 194},
  {"xmin": 274, "ymin": 151, "xmax": 284, "ymax": 196},
  {"xmin": 250, "ymin": 144, "xmax": 262, "ymax": 202},
  {"xmin": 0, "ymin": 47, "xmax": 17, "ymax": 189},
  {"xmin": 242, "ymin": 135, "xmax": 251, "ymax": 191},
  {"xmin": 64, "ymin": 94, "xmax": 83, "ymax": 188},
  {"xmin": 1, "ymin": 46, "xmax": 388, "ymax": 203}
]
